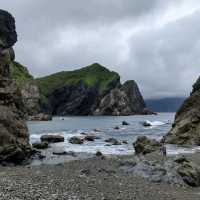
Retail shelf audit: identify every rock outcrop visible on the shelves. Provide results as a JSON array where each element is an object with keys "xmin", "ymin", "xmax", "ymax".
[
  {"xmin": 164, "ymin": 76, "xmax": 200, "ymax": 145},
  {"xmin": 11, "ymin": 61, "xmax": 40, "ymax": 117},
  {"xmin": 94, "ymin": 80, "xmax": 150, "ymax": 115},
  {"xmin": 36, "ymin": 63, "xmax": 153, "ymax": 116},
  {"xmin": 0, "ymin": 10, "xmax": 32, "ymax": 164}
]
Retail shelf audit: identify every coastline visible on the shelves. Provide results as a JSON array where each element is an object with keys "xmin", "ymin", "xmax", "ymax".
[{"xmin": 0, "ymin": 152, "xmax": 200, "ymax": 200}]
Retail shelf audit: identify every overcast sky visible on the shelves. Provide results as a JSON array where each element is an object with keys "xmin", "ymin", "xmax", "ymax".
[{"xmin": 1, "ymin": 0, "xmax": 200, "ymax": 99}]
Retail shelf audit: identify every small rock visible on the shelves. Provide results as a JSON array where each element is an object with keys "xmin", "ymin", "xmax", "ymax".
[
  {"xmin": 105, "ymin": 138, "xmax": 121, "ymax": 145},
  {"xmin": 84, "ymin": 135, "xmax": 101, "ymax": 141},
  {"xmin": 68, "ymin": 136, "xmax": 84, "ymax": 144},
  {"xmin": 96, "ymin": 151, "xmax": 103, "ymax": 157},
  {"xmin": 41, "ymin": 135, "xmax": 64, "ymax": 143},
  {"xmin": 114, "ymin": 126, "xmax": 120, "ymax": 130},
  {"xmin": 32, "ymin": 141, "xmax": 49, "ymax": 149},
  {"xmin": 142, "ymin": 121, "xmax": 151, "ymax": 127},
  {"xmin": 122, "ymin": 121, "xmax": 129, "ymax": 126},
  {"xmin": 122, "ymin": 140, "xmax": 128, "ymax": 144}
]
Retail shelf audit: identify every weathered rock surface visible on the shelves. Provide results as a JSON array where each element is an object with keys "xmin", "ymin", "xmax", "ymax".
[
  {"xmin": 133, "ymin": 136, "xmax": 166, "ymax": 155},
  {"xmin": 40, "ymin": 135, "xmax": 64, "ymax": 143},
  {"xmin": 164, "ymin": 76, "xmax": 200, "ymax": 145},
  {"xmin": 0, "ymin": 10, "xmax": 32, "ymax": 164}
]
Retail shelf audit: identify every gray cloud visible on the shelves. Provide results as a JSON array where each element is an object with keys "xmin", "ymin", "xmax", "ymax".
[{"xmin": 1, "ymin": 0, "xmax": 200, "ymax": 98}]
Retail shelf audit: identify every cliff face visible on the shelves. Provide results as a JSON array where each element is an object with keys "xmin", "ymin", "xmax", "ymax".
[
  {"xmin": 11, "ymin": 62, "xmax": 40, "ymax": 116},
  {"xmin": 0, "ymin": 10, "xmax": 32, "ymax": 163},
  {"xmin": 164, "ymin": 77, "xmax": 200, "ymax": 145},
  {"xmin": 94, "ymin": 80, "xmax": 148, "ymax": 115},
  {"xmin": 36, "ymin": 63, "xmax": 151, "ymax": 116}
]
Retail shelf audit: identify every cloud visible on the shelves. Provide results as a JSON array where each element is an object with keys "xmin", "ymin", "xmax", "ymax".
[{"xmin": 1, "ymin": 0, "xmax": 200, "ymax": 98}]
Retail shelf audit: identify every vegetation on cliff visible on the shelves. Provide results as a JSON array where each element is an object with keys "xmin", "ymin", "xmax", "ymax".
[
  {"xmin": 36, "ymin": 63, "xmax": 120, "ymax": 96},
  {"xmin": 10, "ymin": 61, "xmax": 33, "ymax": 84}
]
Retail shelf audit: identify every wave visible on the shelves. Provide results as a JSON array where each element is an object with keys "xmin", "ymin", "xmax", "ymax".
[{"xmin": 143, "ymin": 120, "xmax": 165, "ymax": 126}]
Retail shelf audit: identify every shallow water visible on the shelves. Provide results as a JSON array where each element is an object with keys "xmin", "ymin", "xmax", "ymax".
[{"xmin": 27, "ymin": 113, "xmax": 200, "ymax": 157}]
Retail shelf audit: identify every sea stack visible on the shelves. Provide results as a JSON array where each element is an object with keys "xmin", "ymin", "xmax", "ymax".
[
  {"xmin": 164, "ymin": 76, "xmax": 200, "ymax": 145},
  {"xmin": 0, "ymin": 10, "xmax": 32, "ymax": 164}
]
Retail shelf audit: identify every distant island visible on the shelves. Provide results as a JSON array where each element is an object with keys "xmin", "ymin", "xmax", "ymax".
[
  {"xmin": 11, "ymin": 62, "xmax": 154, "ymax": 116},
  {"xmin": 146, "ymin": 97, "xmax": 186, "ymax": 112}
]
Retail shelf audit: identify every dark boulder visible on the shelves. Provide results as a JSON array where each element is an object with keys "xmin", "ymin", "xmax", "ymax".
[
  {"xmin": 41, "ymin": 135, "xmax": 64, "ymax": 143},
  {"xmin": 133, "ymin": 136, "xmax": 166, "ymax": 155},
  {"xmin": 32, "ymin": 141, "xmax": 48, "ymax": 149}
]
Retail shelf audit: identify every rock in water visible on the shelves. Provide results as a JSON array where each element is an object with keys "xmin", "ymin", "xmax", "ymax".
[
  {"xmin": 0, "ymin": 10, "xmax": 32, "ymax": 164},
  {"xmin": 164, "ymin": 76, "xmax": 200, "ymax": 145}
]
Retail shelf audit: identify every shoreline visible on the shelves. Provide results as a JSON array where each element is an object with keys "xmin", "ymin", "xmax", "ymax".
[{"xmin": 0, "ymin": 152, "xmax": 200, "ymax": 200}]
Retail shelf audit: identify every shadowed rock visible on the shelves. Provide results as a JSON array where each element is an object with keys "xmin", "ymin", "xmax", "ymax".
[
  {"xmin": 0, "ymin": 10, "xmax": 32, "ymax": 164},
  {"xmin": 164, "ymin": 75, "xmax": 200, "ymax": 145}
]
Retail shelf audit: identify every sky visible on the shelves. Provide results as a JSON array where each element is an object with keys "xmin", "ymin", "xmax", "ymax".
[{"xmin": 1, "ymin": 0, "xmax": 200, "ymax": 99}]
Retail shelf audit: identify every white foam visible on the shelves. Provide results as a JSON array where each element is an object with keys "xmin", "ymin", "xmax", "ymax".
[{"xmin": 145, "ymin": 120, "xmax": 165, "ymax": 126}]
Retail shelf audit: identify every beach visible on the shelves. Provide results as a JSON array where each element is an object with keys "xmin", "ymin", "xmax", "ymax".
[{"xmin": 0, "ymin": 153, "xmax": 200, "ymax": 200}]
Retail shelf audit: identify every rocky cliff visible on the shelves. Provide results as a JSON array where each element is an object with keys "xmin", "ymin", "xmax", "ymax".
[
  {"xmin": 36, "ymin": 63, "xmax": 152, "ymax": 116},
  {"xmin": 11, "ymin": 61, "xmax": 40, "ymax": 116},
  {"xmin": 164, "ymin": 76, "xmax": 200, "ymax": 145},
  {"xmin": 0, "ymin": 10, "xmax": 32, "ymax": 164}
]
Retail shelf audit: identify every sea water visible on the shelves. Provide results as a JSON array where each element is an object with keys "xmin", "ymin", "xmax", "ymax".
[{"xmin": 27, "ymin": 113, "xmax": 200, "ymax": 156}]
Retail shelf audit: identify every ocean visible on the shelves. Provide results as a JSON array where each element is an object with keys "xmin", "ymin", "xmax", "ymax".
[{"xmin": 27, "ymin": 112, "xmax": 200, "ymax": 159}]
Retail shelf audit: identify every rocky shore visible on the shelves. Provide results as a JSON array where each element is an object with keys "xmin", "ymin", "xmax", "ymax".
[{"xmin": 0, "ymin": 153, "xmax": 200, "ymax": 200}]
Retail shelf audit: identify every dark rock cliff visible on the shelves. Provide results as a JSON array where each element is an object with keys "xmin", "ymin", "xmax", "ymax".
[
  {"xmin": 37, "ymin": 64, "xmax": 152, "ymax": 116},
  {"xmin": 0, "ymin": 10, "xmax": 32, "ymax": 164},
  {"xmin": 164, "ymin": 76, "xmax": 200, "ymax": 145}
]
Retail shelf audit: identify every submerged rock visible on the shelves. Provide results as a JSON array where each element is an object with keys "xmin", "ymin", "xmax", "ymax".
[
  {"xmin": 84, "ymin": 135, "xmax": 100, "ymax": 141},
  {"xmin": 41, "ymin": 135, "xmax": 64, "ymax": 143},
  {"xmin": 0, "ymin": 10, "xmax": 32, "ymax": 164},
  {"xmin": 133, "ymin": 136, "xmax": 166, "ymax": 156}
]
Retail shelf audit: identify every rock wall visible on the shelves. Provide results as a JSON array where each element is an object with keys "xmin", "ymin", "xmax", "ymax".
[
  {"xmin": 164, "ymin": 76, "xmax": 200, "ymax": 145},
  {"xmin": 0, "ymin": 10, "xmax": 32, "ymax": 164},
  {"xmin": 94, "ymin": 80, "xmax": 150, "ymax": 115}
]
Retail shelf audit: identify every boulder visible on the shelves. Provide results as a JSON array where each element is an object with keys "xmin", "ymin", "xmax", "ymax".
[
  {"xmin": 105, "ymin": 138, "xmax": 121, "ymax": 145},
  {"xmin": 40, "ymin": 135, "xmax": 64, "ymax": 143},
  {"xmin": 133, "ymin": 136, "xmax": 166, "ymax": 155},
  {"xmin": 142, "ymin": 121, "xmax": 152, "ymax": 127},
  {"xmin": 68, "ymin": 136, "xmax": 84, "ymax": 144},
  {"xmin": 0, "ymin": 10, "xmax": 32, "ymax": 164},
  {"xmin": 32, "ymin": 142, "xmax": 48, "ymax": 149}
]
